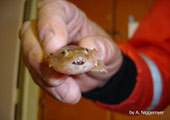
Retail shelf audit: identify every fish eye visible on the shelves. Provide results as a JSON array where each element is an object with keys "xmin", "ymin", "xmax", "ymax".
[
  {"xmin": 84, "ymin": 48, "xmax": 89, "ymax": 53},
  {"xmin": 61, "ymin": 50, "xmax": 67, "ymax": 56}
]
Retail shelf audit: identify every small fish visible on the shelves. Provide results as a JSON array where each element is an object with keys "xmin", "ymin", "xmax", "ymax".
[{"xmin": 44, "ymin": 45, "xmax": 107, "ymax": 75}]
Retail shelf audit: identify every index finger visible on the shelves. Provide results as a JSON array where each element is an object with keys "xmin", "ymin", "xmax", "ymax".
[{"xmin": 37, "ymin": 0, "xmax": 68, "ymax": 53}]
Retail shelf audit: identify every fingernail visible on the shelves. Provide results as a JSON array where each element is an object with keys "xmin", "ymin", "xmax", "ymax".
[
  {"xmin": 47, "ymin": 78, "xmax": 64, "ymax": 86},
  {"xmin": 42, "ymin": 76, "xmax": 64, "ymax": 87},
  {"xmin": 55, "ymin": 83, "xmax": 69, "ymax": 100},
  {"xmin": 55, "ymin": 93, "xmax": 62, "ymax": 101}
]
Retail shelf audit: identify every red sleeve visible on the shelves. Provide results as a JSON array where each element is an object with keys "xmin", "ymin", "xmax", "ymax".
[{"xmin": 97, "ymin": 0, "xmax": 170, "ymax": 113}]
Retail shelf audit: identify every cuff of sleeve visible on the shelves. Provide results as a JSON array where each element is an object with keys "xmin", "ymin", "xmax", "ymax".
[{"xmin": 95, "ymin": 44, "xmax": 153, "ymax": 113}]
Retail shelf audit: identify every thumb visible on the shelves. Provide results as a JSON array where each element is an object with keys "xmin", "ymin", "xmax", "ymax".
[
  {"xmin": 78, "ymin": 35, "xmax": 123, "ymax": 82},
  {"xmin": 78, "ymin": 35, "xmax": 119, "ymax": 64},
  {"xmin": 55, "ymin": 77, "xmax": 81, "ymax": 104}
]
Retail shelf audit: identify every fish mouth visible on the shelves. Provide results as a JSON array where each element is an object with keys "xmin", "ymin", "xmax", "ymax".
[{"xmin": 72, "ymin": 57, "xmax": 86, "ymax": 65}]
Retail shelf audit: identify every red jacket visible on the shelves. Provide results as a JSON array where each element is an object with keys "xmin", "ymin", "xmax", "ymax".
[{"xmin": 97, "ymin": 0, "xmax": 170, "ymax": 113}]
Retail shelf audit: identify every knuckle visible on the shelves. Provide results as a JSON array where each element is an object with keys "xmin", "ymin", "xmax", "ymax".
[{"xmin": 19, "ymin": 21, "xmax": 31, "ymax": 37}]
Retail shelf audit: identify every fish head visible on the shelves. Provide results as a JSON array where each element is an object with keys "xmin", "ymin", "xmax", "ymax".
[{"xmin": 46, "ymin": 46, "xmax": 99, "ymax": 74}]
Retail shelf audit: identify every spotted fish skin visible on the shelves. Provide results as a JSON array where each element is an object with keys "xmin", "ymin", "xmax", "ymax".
[{"xmin": 44, "ymin": 45, "xmax": 107, "ymax": 75}]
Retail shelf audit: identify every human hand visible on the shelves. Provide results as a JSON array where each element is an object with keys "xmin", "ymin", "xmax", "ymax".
[{"xmin": 19, "ymin": 0, "xmax": 123, "ymax": 104}]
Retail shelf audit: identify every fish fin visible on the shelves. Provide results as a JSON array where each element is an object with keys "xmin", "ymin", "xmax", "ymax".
[{"xmin": 91, "ymin": 60, "xmax": 108, "ymax": 73}]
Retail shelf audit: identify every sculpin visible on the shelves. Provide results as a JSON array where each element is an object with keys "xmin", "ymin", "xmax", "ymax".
[{"xmin": 44, "ymin": 45, "xmax": 107, "ymax": 75}]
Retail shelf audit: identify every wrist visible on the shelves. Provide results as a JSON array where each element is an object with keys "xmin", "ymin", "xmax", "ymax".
[{"xmin": 82, "ymin": 52, "xmax": 137, "ymax": 104}]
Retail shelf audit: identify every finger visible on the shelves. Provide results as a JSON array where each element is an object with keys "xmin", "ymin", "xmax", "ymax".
[
  {"xmin": 19, "ymin": 20, "xmax": 43, "ymax": 67},
  {"xmin": 73, "ymin": 74, "xmax": 102, "ymax": 92},
  {"xmin": 29, "ymin": 67, "xmax": 65, "ymax": 102},
  {"xmin": 30, "ymin": 67, "xmax": 81, "ymax": 104},
  {"xmin": 40, "ymin": 62, "xmax": 67, "ymax": 86},
  {"xmin": 37, "ymin": 0, "xmax": 87, "ymax": 53},
  {"xmin": 55, "ymin": 77, "xmax": 81, "ymax": 104},
  {"xmin": 37, "ymin": 0, "xmax": 68, "ymax": 53},
  {"xmin": 19, "ymin": 20, "xmax": 66, "ymax": 86}
]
